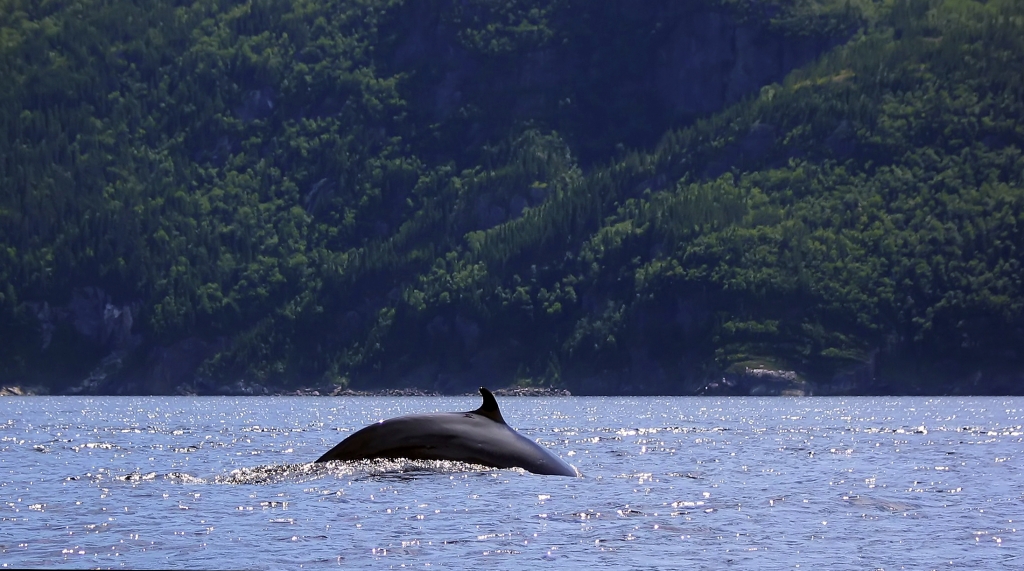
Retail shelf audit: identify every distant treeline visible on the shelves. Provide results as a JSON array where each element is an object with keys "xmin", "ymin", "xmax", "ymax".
[{"xmin": 0, "ymin": 0, "xmax": 1022, "ymax": 394}]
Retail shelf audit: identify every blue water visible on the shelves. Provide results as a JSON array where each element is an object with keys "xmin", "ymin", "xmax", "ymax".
[{"xmin": 1, "ymin": 396, "xmax": 1021, "ymax": 569}]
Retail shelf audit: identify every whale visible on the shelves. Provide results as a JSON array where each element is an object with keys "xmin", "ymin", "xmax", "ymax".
[{"xmin": 315, "ymin": 387, "xmax": 577, "ymax": 476}]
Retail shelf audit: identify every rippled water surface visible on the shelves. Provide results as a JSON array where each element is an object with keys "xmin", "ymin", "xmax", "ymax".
[{"xmin": 1, "ymin": 396, "xmax": 1022, "ymax": 569}]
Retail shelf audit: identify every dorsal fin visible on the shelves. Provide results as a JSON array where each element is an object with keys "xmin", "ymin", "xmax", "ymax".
[{"xmin": 471, "ymin": 387, "xmax": 506, "ymax": 424}]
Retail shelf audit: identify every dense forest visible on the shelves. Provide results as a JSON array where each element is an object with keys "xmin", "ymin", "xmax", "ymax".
[{"xmin": 1, "ymin": 0, "xmax": 1022, "ymax": 395}]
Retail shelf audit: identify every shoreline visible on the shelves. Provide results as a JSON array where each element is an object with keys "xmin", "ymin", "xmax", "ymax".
[
  {"xmin": 266, "ymin": 386, "xmax": 574, "ymax": 397},
  {"xmin": 0, "ymin": 385, "xmax": 574, "ymax": 397},
  {"xmin": 4, "ymin": 384, "xmax": 1021, "ymax": 397}
]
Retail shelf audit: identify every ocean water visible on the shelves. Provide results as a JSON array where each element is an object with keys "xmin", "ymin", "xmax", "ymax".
[{"xmin": 1, "ymin": 395, "xmax": 1021, "ymax": 569}]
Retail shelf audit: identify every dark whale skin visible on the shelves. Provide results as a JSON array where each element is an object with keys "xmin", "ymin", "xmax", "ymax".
[{"xmin": 315, "ymin": 388, "xmax": 577, "ymax": 476}]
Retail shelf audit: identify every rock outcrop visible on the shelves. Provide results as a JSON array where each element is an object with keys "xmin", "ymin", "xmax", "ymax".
[
  {"xmin": 30, "ymin": 287, "xmax": 140, "ymax": 355},
  {"xmin": 391, "ymin": 1, "xmax": 850, "ymax": 158}
]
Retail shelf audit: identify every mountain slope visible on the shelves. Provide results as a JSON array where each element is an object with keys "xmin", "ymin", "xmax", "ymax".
[{"xmin": 1, "ymin": 0, "xmax": 1021, "ymax": 395}]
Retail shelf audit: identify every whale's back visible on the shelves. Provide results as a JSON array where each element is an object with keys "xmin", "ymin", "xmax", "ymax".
[{"xmin": 315, "ymin": 411, "xmax": 575, "ymax": 476}]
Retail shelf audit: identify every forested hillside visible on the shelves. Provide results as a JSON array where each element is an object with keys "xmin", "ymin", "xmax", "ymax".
[{"xmin": 1, "ymin": 0, "xmax": 1022, "ymax": 395}]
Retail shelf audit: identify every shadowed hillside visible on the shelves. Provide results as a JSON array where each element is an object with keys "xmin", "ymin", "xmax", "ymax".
[{"xmin": 1, "ymin": 0, "xmax": 1022, "ymax": 395}]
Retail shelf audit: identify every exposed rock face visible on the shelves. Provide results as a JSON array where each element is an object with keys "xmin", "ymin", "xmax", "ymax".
[
  {"xmin": 699, "ymin": 367, "xmax": 811, "ymax": 396},
  {"xmin": 655, "ymin": 12, "xmax": 836, "ymax": 118},
  {"xmin": 30, "ymin": 287, "xmax": 140, "ymax": 354},
  {"xmin": 0, "ymin": 385, "xmax": 44, "ymax": 396},
  {"xmin": 964, "ymin": 369, "xmax": 1024, "ymax": 395},
  {"xmin": 22, "ymin": 287, "xmax": 143, "ymax": 392},
  {"xmin": 136, "ymin": 337, "xmax": 227, "ymax": 395},
  {"xmin": 235, "ymin": 87, "xmax": 275, "ymax": 122},
  {"xmin": 303, "ymin": 178, "xmax": 336, "ymax": 215},
  {"xmin": 745, "ymin": 368, "xmax": 814, "ymax": 396},
  {"xmin": 70, "ymin": 289, "xmax": 138, "ymax": 382},
  {"xmin": 390, "ymin": 2, "xmax": 849, "ymax": 159},
  {"xmin": 826, "ymin": 119, "xmax": 859, "ymax": 159},
  {"xmin": 31, "ymin": 302, "xmax": 60, "ymax": 351},
  {"xmin": 68, "ymin": 351, "xmax": 130, "ymax": 395},
  {"xmin": 820, "ymin": 350, "xmax": 879, "ymax": 395}
]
